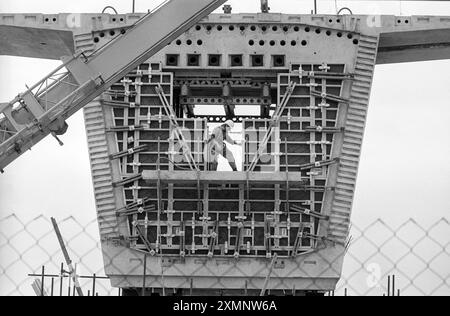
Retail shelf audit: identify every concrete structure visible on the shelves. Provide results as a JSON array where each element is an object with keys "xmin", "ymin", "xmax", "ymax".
[{"xmin": 1, "ymin": 1, "xmax": 450, "ymax": 295}]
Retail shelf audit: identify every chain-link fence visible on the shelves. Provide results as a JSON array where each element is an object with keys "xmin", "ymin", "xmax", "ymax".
[{"xmin": 0, "ymin": 214, "xmax": 448, "ymax": 296}]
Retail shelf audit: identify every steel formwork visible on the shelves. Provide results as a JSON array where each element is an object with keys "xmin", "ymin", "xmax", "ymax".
[{"xmin": 80, "ymin": 14, "xmax": 378, "ymax": 295}]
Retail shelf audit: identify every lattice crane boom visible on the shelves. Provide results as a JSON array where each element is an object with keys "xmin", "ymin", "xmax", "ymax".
[{"xmin": 0, "ymin": 0, "xmax": 226, "ymax": 171}]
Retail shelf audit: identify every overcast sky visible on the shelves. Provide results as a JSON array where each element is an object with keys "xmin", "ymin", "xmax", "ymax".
[{"xmin": 0, "ymin": 0, "xmax": 449, "ymax": 227}]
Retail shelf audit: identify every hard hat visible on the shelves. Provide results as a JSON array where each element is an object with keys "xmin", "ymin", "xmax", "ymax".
[{"xmin": 224, "ymin": 120, "xmax": 235, "ymax": 129}]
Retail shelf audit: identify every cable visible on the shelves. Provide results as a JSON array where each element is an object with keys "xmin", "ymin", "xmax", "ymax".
[
  {"xmin": 337, "ymin": 7, "xmax": 354, "ymax": 15},
  {"xmin": 102, "ymin": 6, "xmax": 119, "ymax": 15}
]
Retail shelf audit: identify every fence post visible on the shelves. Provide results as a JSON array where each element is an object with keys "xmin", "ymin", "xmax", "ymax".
[{"xmin": 40, "ymin": 266, "xmax": 45, "ymax": 297}]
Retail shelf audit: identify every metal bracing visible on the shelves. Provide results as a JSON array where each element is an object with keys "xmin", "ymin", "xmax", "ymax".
[
  {"xmin": 156, "ymin": 83, "xmax": 199, "ymax": 171},
  {"xmin": 99, "ymin": 61, "xmax": 350, "ymax": 264},
  {"xmin": 248, "ymin": 81, "xmax": 297, "ymax": 172}
]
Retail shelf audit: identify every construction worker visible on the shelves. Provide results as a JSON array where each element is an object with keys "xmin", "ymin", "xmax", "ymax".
[{"xmin": 207, "ymin": 120, "xmax": 241, "ymax": 171}]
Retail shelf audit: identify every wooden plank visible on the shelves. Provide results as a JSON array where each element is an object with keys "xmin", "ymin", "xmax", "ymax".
[
  {"xmin": 51, "ymin": 218, "xmax": 84, "ymax": 297},
  {"xmin": 142, "ymin": 170, "xmax": 304, "ymax": 185},
  {"xmin": 31, "ymin": 279, "xmax": 48, "ymax": 297}
]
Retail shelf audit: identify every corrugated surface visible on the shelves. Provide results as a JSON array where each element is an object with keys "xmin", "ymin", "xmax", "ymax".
[
  {"xmin": 83, "ymin": 100, "xmax": 119, "ymax": 238},
  {"xmin": 74, "ymin": 32, "xmax": 95, "ymax": 56},
  {"xmin": 328, "ymin": 35, "xmax": 380, "ymax": 243}
]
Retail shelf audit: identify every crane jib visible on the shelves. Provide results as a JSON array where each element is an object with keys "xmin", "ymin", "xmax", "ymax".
[{"xmin": 0, "ymin": 0, "xmax": 227, "ymax": 171}]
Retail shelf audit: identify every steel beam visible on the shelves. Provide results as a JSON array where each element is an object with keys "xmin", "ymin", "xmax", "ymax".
[{"xmin": 142, "ymin": 170, "xmax": 304, "ymax": 185}]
